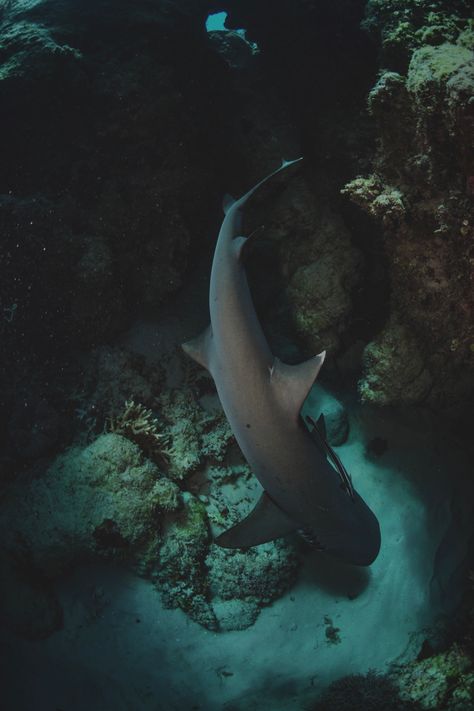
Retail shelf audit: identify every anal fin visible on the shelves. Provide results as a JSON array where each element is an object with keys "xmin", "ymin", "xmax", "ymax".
[{"xmin": 215, "ymin": 491, "xmax": 297, "ymax": 548}]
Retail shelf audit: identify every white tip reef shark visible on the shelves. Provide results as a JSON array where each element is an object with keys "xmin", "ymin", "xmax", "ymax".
[{"xmin": 182, "ymin": 158, "xmax": 381, "ymax": 566}]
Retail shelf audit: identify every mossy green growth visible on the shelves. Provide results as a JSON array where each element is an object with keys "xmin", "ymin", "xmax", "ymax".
[
  {"xmin": 149, "ymin": 477, "xmax": 181, "ymax": 513},
  {"xmin": 0, "ymin": 433, "xmax": 163, "ymax": 577},
  {"xmin": 359, "ymin": 317, "xmax": 432, "ymax": 406},
  {"xmin": 363, "ymin": 0, "xmax": 472, "ymax": 70},
  {"xmin": 156, "ymin": 495, "xmax": 217, "ymax": 629},
  {"xmin": 394, "ymin": 646, "xmax": 474, "ymax": 709},
  {"xmin": 158, "ymin": 389, "xmax": 233, "ymax": 480},
  {"xmin": 286, "ymin": 247, "xmax": 363, "ymax": 356},
  {"xmin": 407, "ymin": 42, "xmax": 474, "ymax": 93},
  {"xmin": 207, "ymin": 539, "xmax": 299, "ymax": 605}
]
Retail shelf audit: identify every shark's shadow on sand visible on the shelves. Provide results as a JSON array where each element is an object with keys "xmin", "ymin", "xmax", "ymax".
[{"xmin": 296, "ymin": 545, "xmax": 371, "ymax": 598}]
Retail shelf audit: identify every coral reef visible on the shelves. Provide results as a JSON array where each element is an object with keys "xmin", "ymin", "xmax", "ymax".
[
  {"xmin": 205, "ymin": 539, "xmax": 299, "ymax": 631},
  {"xmin": 0, "ymin": 378, "xmax": 301, "ymax": 633},
  {"xmin": 207, "ymin": 538, "xmax": 299, "ymax": 601},
  {"xmin": 156, "ymin": 494, "xmax": 217, "ymax": 629},
  {"xmin": 0, "ymin": 434, "xmax": 166, "ymax": 577},
  {"xmin": 358, "ymin": 315, "xmax": 433, "ymax": 406},
  {"xmin": 108, "ymin": 400, "xmax": 169, "ymax": 465},
  {"xmin": 157, "ymin": 388, "xmax": 234, "ymax": 480},
  {"xmin": 284, "ymin": 236, "xmax": 364, "ymax": 356},
  {"xmin": 393, "ymin": 646, "xmax": 474, "ymax": 710},
  {"xmin": 362, "ymin": 0, "xmax": 473, "ymax": 71},
  {"xmin": 342, "ymin": 0, "xmax": 474, "ymax": 418},
  {"xmin": 247, "ymin": 184, "xmax": 367, "ymax": 359}
]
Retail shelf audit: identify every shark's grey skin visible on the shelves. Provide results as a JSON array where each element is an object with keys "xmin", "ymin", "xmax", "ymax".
[{"xmin": 183, "ymin": 159, "xmax": 381, "ymax": 566}]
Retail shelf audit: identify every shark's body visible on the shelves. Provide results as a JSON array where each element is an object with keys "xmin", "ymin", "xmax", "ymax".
[{"xmin": 183, "ymin": 159, "xmax": 381, "ymax": 566}]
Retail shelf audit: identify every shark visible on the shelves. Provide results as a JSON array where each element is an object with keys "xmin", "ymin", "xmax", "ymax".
[{"xmin": 182, "ymin": 158, "xmax": 381, "ymax": 566}]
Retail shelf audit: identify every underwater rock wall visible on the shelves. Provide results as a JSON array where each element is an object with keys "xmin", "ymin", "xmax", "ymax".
[
  {"xmin": 343, "ymin": 0, "xmax": 474, "ymax": 417},
  {"xmin": 0, "ymin": 0, "xmax": 226, "ymax": 370}
]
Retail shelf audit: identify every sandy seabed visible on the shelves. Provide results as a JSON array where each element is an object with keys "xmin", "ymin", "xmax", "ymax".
[{"xmin": 2, "ymin": 383, "xmax": 471, "ymax": 711}]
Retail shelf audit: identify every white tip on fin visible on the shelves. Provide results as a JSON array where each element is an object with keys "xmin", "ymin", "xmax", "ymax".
[
  {"xmin": 181, "ymin": 325, "xmax": 213, "ymax": 371},
  {"xmin": 281, "ymin": 156, "xmax": 303, "ymax": 168},
  {"xmin": 271, "ymin": 351, "xmax": 326, "ymax": 420}
]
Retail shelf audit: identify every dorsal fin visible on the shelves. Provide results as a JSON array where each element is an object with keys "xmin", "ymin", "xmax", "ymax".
[
  {"xmin": 231, "ymin": 225, "xmax": 265, "ymax": 261},
  {"xmin": 222, "ymin": 193, "xmax": 236, "ymax": 214},
  {"xmin": 270, "ymin": 351, "xmax": 326, "ymax": 419},
  {"xmin": 215, "ymin": 491, "xmax": 297, "ymax": 548},
  {"xmin": 181, "ymin": 325, "xmax": 213, "ymax": 371},
  {"xmin": 231, "ymin": 235, "xmax": 248, "ymax": 260}
]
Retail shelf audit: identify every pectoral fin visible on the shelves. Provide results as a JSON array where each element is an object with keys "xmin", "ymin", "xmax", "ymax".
[
  {"xmin": 271, "ymin": 351, "xmax": 326, "ymax": 421},
  {"xmin": 215, "ymin": 491, "xmax": 297, "ymax": 548}
]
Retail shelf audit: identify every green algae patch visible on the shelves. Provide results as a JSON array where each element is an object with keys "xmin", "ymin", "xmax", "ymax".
[
  {"xmin": 156, "ymin": 495, "xmax": 217, "ymax": 629},
  {"xmin": 0, "ymin": 433, "xmax": 164, "ymax": 576},
  {"xmin": 394, "ymin": 646, "xmax": 474, "ymax": 710},
  {"xmin": 407, "ymin": 42, "xmax": 474, "ymax": 93}
]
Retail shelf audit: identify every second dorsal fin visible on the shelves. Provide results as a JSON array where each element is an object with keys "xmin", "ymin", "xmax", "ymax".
[{"xmin": 222, "ymin": 193, "xmax": 236, "ymax": 214}]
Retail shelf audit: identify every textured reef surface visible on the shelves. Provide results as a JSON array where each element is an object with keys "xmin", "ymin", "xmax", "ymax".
[
  {"xmin": 0, "ymin": 0, "xmax": 473, "ymax": 710},
  {"xmin": 344, "ymin": 1, "xmax": 474, "ymax": 418}
]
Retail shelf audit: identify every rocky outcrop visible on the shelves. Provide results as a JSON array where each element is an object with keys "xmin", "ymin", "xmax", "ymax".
[
  {"xmin": 0, "ymin": 383, "xmax": 300, "ymax": 633},
  {"xmin": 343, "ymin": 1, "xmax": 473, "ymax": 417}
]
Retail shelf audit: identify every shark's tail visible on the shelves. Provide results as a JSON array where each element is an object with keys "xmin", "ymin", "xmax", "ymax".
[{"xmin": 223, "ymin": 156, "xmax": 303, "ymax": 215}]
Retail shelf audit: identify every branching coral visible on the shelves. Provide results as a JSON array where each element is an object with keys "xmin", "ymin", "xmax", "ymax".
[{"xmin": 108, "ymin": 399, "xmax": 170, "ymax": 464}]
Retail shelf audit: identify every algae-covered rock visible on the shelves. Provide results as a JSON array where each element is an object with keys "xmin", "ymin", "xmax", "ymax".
[
  {"xmin": 358, "ymin": 317, "xmax": 432, "ymax": 406},
  {"xmin": 343, "ymin": 2, "xmax": 474, "ymax": 418},
  {"xmin": 393, "ymin": 646, "xmax": 474, "ymax": 710},
  {"xmin": 158, "ymin": 388, "xmax": 234, "ymax": 480},
  {"xmin": 207, "ymin": 540, "xmax": 299, "ymax": 606},
  {"xmin": 363, "ymin": 0, "xmax": 473, "ymax": 71},
  {"xmin": 407, "ymin": 42, "xmax": 473, "ymax": 94},
  {"xmin": 156, "ymin": 495, "xmax": 216, "ymax": 629},
  {"xmin": 212, "ymin": 598, "xmax": 260, "ymax": 632},
  {"xmin": 285, "ymin": 241, "xmax": 364, "ymax": 356},
  {"xmin": 0, "ymin": 433, "xmax": 165, "ymax": 577},
  {"xmin": 342, "ymin": 176, "xmax": 407, "ymax": 227},
  {"xmin": 285, "ymin": 211, "xmax": 363, "ymax": 353}
]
